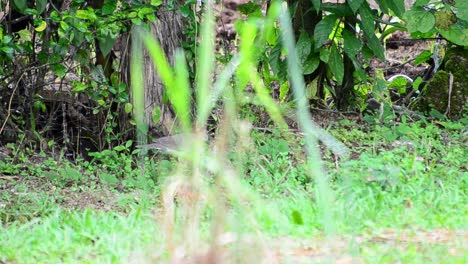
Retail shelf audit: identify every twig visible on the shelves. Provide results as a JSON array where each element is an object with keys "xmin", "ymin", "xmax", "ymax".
[
  {"xmin": 309, "ymin": 107, "xmax": 357, "ymax": 115},
  {"xmin": 0, "ymin": 73, "xmax": 24, "ymax": 135},
  {"xmin": 61, "ymin": 102, "xmax": 69, "ymax": 153},
  {"xmin": 0, "ymin": 175, "xmax": 19, "ymax": 180},
  {"xmin": 380, "ymin": 58, "xmax": 416, "ymax": 71}
]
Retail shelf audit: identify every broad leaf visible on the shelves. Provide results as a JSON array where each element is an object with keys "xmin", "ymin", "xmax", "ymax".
[
  {"xmin": 279, "ymin": 82, "xmax": 289, "ymax": 103},
  {"xmin": 328, "ymin": 43, "xmax": 344, "ymax": 85},
  {"xmin": 343, "ymin": 29, "xmax": 362, "ymax": 57},
  {"xmin": 321, "ymin": 2, "xmax": 354, "ymax": 16},
  {"xmin": 455, "ymin": 1, "xmax": 468, "ymax": 22},
  {"xmin": 13, "ymin": 0, "xmax": 27, "ymax": 13},
  {"xmin": 438, "ymin": 20, "xmax": 468, "ymax": 47},
  {"xmin": 359, "ymin": 3, "xmax": 375, "ymax": 36},
  {"xmin": 17, "ymin": 29, "xmax": 32, "ymax": 42},
  {"xmin": 303, "ymin": 54, "xmax": 320, "ymax": 74},
  {"xmin": 36, "ymin": 0, "xmax": 47, "ymax": 14},
  {"xmin": 102, "ymin": 1, "xmax": 117, "ymax": 16},
  {"xmin": 413, "ymin": 0, "xmax": 430, "ymax": 7},
  {"xmin": 269, "ymin": 42, "xmax": 283, "ymax": 75},
  {"xmin": 319, "ymin": 47, "xmax": 330, "ymax": 63},
  {"xmin": 98, "ymin": 36, "xmax": 116, "ymax": 57},
  {"xmin": 311, "ymin": 0, "xmax": 321, "ymax": 12},
  {"xmin": 414, "ymin": 50, "xmax": 432, "ymax": 64},
  {"xmin": 347, "ymin": 0, "xmax": 364, "ymax": 13},
  {"xmin": 314, "ymin": 15, "xmax": 337, "ymax": 49},
  {"xmin": 404, "ymin": 7, "xmax": 435, "ymax": 33},
  {"xmin": 297, "ymin": 31, "xmax": 311, "ymax": 64},
  {"xmin": 51, "ymin": 64, "xmax": 66, "ymax": 78},
  {"xmin": 385, "ymin": 0, "xmax": 405, "ymax": 17},
  {"xmin": 35, "ymin": 20, "xmax": 47, "ymax": 32},
  {"xmin": 238, "ymin": 3, "xmax": 262, "ymax": 17},
  {"xmin": 365, "ymin": 33, "xmax": 385, "ymax": 61},
  {"xmin": 376, "ymin": 0, "xmax": 405, "ymax": 17}
]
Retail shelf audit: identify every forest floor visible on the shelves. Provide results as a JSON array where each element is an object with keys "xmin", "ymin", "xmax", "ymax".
[{"xmin": 1, "ymin": 117, "xmax": 466, "ymax": 263}]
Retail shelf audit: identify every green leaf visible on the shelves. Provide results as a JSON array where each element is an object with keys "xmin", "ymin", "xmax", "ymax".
[
  {"xmin": 125, "ymin": 140, "xmax": 133, "ymax": 148},
  {"xmin": 438, "ymin": 20, "xmax": 468, "ymax": 46},
  {"xmin": 64, "ymin": 167, "xmax": 83, "ymax": 182},
  {"xmin": 319, "ymin": 47, "xmax": 330, "ymax": 62},
  {"xmin": 303, "ymin": 54, "xmax": 319, "ymax": 74},
  {"xmin": 321, "ymin": 2, "xmax": 354, "ymax": 16},
  {"xmin": 347, "ymin": 0, "xmax": 364, "ymax": 13},
  {"xmin": 36, "ymin": 0, "xmax": 47, "ymax": 14},
  {"xmin": 74, "ymin": 49, "xmax": 89, "ymax": 64},
  {"xmin": 238, "ymin": 3, "xmax": 262, "ymax": 17},
  {"xmin": 17, "ymin": 29, "xmax": 32, "ymax": 42},
  {"xmin": 296, "ymin": 31, "xmax": 311, "ymax": 64},
  {"xmin": 328, "ymin": 43, "xmax": 344, "ymax": 85},
  {"xmin": 404, "ymin": 7, "xmax": 436, "ymax": 33},
  {"xmin": 311, "ymin": 0, "xmax": 321, "ymax": 12},
  {"xmin": 51, "ymin": 64, "xmax": 66, "ymax": 78},
  {"xmin": 13, "ymin": 0, "xmax": 27, "ymax": 13},
  {"xmin": 269, "ymin": 42, "xmax": 283, "ymax": 74},
  {"xmin": 343, "ymin": 29, "xmax": 362, "ymax": 57},
  {"xmin": 33, "ymin": 100, "xmax": 46, "ymax": 112},
  {"xmin": 455, "ymin": 0, "xmax": 468, "ymax": 22},
  {"xmin": 98, "ymin": 36, "xmax": 116, "ymax": 57},
  {"xmin": 314, "ymin": 15, "xmax": 337, "ymax": 49},
  {"xmin": 291, "ymin": 210, "xmax": 304, "ymax": 225},
  {"xmin": 365, "ymin": 33, "xmax": 385, "ymax": 61},
  {"xmin": 151, "ymin": 107, "xmax": 161, "ymax": 124},
  {"xmin": 100, "ymin": 173, "xmax": 118, "ymax": 185},
  {"xmin": 124, "ymin": 103, "xmax": 133, "ymax": 114},
  {"xmin": 72, "ymin": 81, "xmax": 88, "ymax": 92},
  {"xmin": 413, "ymin": 0, "xmax": 430, "ymax": 7},
  {"xmin": 279, "ymin": 82, "xmax": 289, "ymax": 103},
  {"xmin": 75, "ymin": 9, "xmax": 97, "ymax": 21},
  {"xmin": 414, "ymin": 50, "xmax": 432, "ymax": 64},
  {"xmin": 60, "ymin": 21, "xmax": 69, "ymax": 31},
  {"xmin": 151, "ymin": 0, "xmax": 162, "ymax": 6},
  {"xmin": 378, "ymin": 0, "xmax": 405, "ymax": 17},
  {"xmin": 413, "ymin": 76, "xmax": 423, "ymax": 90},
  {"xmin": 114, "ymin": 145, "xmax": 125, "ymax": 152},
  {"xmin": 350, "ymin": 56, "xmax": 367, "ymax": 80},
  {"xmin": 34, "ymin": 20, "xmax": 47, "ymax": 32},
  {"xmin": 359, "ymin": 3, "xmax": 376, "ymax": 36},
  {"xmin": 102, "ymin": 1, "xmax": 117, "ymax": 15}
]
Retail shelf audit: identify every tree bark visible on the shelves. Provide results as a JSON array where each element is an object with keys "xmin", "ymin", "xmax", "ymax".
[{"xmin": 122, "ymin": 1, "xmax": 185, "ymax": 137}]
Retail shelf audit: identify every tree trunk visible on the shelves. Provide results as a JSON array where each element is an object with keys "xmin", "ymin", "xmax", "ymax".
[
  {"xmin": 122, "ymin": 1, "xmax": 185, "ymax": 137},
  {"xmin": 144, "ymin": 3, "xmax": 185, "ymax": 137}
]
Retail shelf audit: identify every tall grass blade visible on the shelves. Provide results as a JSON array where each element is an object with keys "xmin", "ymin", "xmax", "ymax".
[
  {"xmin": 141, "ymin": 33, "xmax": 191, "ymax": 132},
  {"xmin": 173, "ymin": 50, "xmax": 192, "ymax": 132},
  {"xmin": 195, "ymin": 0, "xmax": 216, "ymax": 127},
  {"xmin": 277, "ymin": 1, "xmax": 344, "ymax": 235},
  {"xmin": 237, "ymin": 19, "xmax": 288, "ymax": 129}
]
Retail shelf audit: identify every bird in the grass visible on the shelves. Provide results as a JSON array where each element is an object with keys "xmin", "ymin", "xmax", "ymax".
[{"xmin": 137, "ymin": 133, "xmax": 207, "ymax": 153}]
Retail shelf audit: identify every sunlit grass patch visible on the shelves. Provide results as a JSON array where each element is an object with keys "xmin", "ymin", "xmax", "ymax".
[{"xmin": 0, "ymin": 208, "xmax": 158, "ymax": 263}]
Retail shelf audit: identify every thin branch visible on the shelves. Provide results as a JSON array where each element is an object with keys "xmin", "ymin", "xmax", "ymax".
[{"xmin": 0, "ymin": 73, "xmax": 24, "ymax": 134}]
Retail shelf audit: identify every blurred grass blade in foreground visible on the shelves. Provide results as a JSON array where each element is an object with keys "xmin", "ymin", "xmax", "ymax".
[
  {"xmin": 277, "ymin": 0, "xmax": 346, "ymax": 235},
  {"xmin": 130, "ymin": 27, "xmax": 148, "ymax": 146}
]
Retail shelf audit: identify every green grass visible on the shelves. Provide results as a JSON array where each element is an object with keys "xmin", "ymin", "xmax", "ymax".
[
  {"xmin": 0, "ymin": 208, "xmax": 158, "ymax": 263},
  {"xmin": 1, "ymin": 119, "xmax": 466, "ymax": 263}
]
